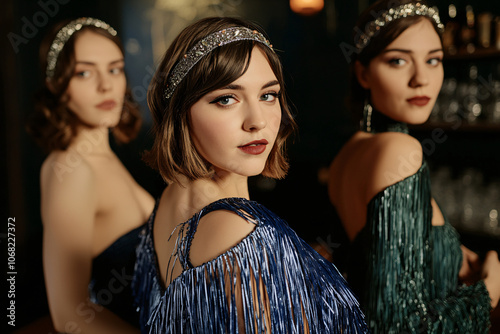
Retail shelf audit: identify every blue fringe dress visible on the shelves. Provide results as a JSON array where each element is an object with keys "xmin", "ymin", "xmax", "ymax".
[
  {"xmin": 347, "ymin": 110, "xmax": 492, "ymax": 333},
  {"xmin": 133, "ymin": 197, "xmax": 368, "ymax": 333}
]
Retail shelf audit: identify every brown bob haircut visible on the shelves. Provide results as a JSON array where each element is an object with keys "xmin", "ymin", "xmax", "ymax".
[
  {"xmin": 145, "ymin": 17, "xmax": 297, "ymax": 184},
  {"xmin": 27, "ymin": 19, "xmax": 142, "ymax": 153},
  {"xmin": 348, "ymin": 0, "xmax": 443, "ymax": 121}
]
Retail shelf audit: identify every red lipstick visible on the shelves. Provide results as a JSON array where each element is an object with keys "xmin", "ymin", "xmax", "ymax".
[
  {"xmin": 407, "ymin": 96, "xmax": 430, "ymax": 106},
  {"xmin": 96, "ymin": 100, "xmax": 117, "ymax": 110},
  {"xmin": 238, "ymin": 139, "xmax": 268, "ymax": 155}
]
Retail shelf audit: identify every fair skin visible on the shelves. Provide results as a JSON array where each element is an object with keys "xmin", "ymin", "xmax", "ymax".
[
  {"xmin": 329, "ymin": 18, "xmax": 500, "ymax": 308},
  {"xmin": 41, "ymin": 30, "xmax": 155, "ymax": 333},
  {"xmin": 151, "ymin": 47, "xmax": 283, "ymax": 334},
  {"xmin": 153, "ymin": 47, "xmax": 282, "ymax": 289}
]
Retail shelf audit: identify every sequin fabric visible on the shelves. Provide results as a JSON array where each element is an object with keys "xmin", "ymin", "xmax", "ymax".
[
  {"xmin": 133, "ymin": 197, "xmax": 369, "ymax": 333},
  {"xmin": 348, "ymin": 110, "xmax": 492, "ymax": 333}
]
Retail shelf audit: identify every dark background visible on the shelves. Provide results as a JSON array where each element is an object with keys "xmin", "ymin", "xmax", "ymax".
[{"xmin": 2, "ymin": 0, "xmax": 500, "ymax": 332}]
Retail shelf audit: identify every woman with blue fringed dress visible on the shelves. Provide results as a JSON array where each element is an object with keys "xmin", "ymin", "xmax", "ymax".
[{"xmin": 132, "ymin": 16, "xmax": 369, "ymax": 334}]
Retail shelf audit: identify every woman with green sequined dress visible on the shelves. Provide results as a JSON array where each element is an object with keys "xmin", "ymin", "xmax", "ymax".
[{"xmin": 328, "ymin": 0, "xmax": 500, "ymax": 333}]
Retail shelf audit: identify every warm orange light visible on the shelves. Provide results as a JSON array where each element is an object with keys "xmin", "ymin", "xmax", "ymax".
[{"xmin": 290, "ymin": 0, "xmax": 324, "ymax": 16}]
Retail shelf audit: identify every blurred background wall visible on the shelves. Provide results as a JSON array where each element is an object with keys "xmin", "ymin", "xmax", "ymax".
[{"xmin": 2, "ymin": 0, "xmax": 500, "ymax": 332}]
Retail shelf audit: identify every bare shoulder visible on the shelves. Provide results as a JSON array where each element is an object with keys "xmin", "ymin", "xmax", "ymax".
[
  {"xmin": 370, "ymin": 132, "xmax": 423, "ymax": 173},
  {"xmin": 41, "ymin": 150, "xmax": 95, "ymax": 188},
  {"xmin": 189, "ymin": 208, "xmax": 256, "ymax": 266},
  {"xmin": 371, "ymin": 131, "xmax": 421, "ymax": 150},
  {"xmin": 366, "ymin": 132, "xmax": 423, "ymax": 201},
  {"xmin": 40, "ymin": 151, "xmax": 97, "ymax": 227}
]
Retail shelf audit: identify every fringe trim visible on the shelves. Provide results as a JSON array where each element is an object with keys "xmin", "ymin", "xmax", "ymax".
[
  {"xmin": 134, "ymin": 198, "xmax": 368, "ymax": 333},
  {"xmin": 363, "ymin": 161, "xmax": 491, "ymax": 333}
]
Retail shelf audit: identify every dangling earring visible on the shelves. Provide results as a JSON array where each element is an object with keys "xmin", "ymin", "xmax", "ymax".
[{"xmin": 362, "ymin": 101, "xmax": 373, "ymax": 132}]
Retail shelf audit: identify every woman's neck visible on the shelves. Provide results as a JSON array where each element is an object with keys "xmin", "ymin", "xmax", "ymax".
[
  {"xmin": 69, "ymin": 126, "xmax": 113, "ymax": 156},
  {"xmin": 164, "ymin": 173, "xmax": 250, "ymax": 219}
]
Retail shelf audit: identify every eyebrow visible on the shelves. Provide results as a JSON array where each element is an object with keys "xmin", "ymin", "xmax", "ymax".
[
  {"xmin": 75, "ymin": 59, "xmax": 125, "ymax": 66},
  {"xmin": 382, "ymin": 48, "xmax": 443, "ymax": 54},
  {"xmin": 222, "ymin": 80, "xmax": 280, "ymax": 91}
]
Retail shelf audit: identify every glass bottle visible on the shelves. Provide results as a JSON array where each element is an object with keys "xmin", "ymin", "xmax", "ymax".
[
  {"xmin": 460, "ymin": 5, "xmax": 476, "ymax": 53},
  {"xmin": 443, "ymin": 4, "xmax": 459, "ymax": 55}
]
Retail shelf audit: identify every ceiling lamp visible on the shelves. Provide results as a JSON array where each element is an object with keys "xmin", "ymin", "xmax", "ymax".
[{"xmin": 290, "ymin": 0, "xmax": 324, "ymax": 16}]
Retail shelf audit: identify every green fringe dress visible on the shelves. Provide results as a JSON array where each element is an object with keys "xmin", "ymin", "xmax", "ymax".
[{"xmin": 348, "ymin": 110, "xmax": 492, "ymax": 333}]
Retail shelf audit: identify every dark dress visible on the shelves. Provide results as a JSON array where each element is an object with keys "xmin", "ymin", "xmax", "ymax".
[
  {"xmin": 347, "ymin": 109, "xmax": 492, "ymax": 333},
  {"xmin": 133, "ymin": 197, "xmax": 369, "ymax": 333},
  {"xmin": 89, "ymin": 224, "xmax": 145, "ymax": 328}
]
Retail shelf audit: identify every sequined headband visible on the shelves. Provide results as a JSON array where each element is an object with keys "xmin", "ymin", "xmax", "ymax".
[
  {"xmin": 355, "ymin": 2, "xmax": 444, "ymax": 51},
  {"xmin": 164, "ymin": 26, "xmax": 274, "ymax": 100},
  {"xmin": 46, "ymin": 17, "xmax": 117, "ymax": 79}
]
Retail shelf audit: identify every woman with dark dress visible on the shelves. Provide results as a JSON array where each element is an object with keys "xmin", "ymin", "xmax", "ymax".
[
  {"xmin": 328, "ymin": 1, "xmax": 500, "ymax": 333},
  {"xmin": 132, "ymin": 16, "xmax": 368, "ymax": 334},
  {"xmin": 28, "ymin": 17, "xmax": 154, "ymax": 333}
]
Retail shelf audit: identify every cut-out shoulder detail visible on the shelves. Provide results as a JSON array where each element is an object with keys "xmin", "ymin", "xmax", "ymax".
[
  {"xmin": 159, "ymin": 198, "xmax": 261, "ymax": 286},
  {"xmin": 172, "ymin": 215, "xmax": 261, "ymax": 279},
  {"xmin": 189, "ymin": 209, "xmax": 258, "ymax": 267},
  {"xmin": 174, "ymin": 198, "xmax": 259, "ymax": 268}
]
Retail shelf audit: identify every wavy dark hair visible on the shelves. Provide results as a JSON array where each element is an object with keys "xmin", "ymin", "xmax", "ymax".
[
  {"xmin": 348, "ymin": 0, "xmax": 443, "ymax": 122},
  {"xmin": 144, "ymin": 17, "xmax": 297, "ymax": 183},
  {"xmin": 27, "ymin": 19, "xmax": 142, "ymax": 153}
]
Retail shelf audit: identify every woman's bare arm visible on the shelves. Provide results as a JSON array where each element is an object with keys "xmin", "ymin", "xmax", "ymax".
[{"xmin": 41, "ymin": 155, "xmax": 139, "ymax": 334}]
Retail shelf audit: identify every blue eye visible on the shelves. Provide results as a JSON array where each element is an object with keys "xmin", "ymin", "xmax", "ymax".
[
  {"xmin": 210, "ymin": 95, "xmax": 237, "ymax": 106},
  {"xmin": 261, "ymin": 92, "xmax": 279, "ymax": 102}
]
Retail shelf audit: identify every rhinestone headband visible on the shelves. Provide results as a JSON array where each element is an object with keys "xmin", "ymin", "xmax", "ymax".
[
  {"xmin": 164, "ymin": 26, "xmax": 274, "ymax": 100},
  {"xmin": 46, "ymin": 17, "xmax": 117, "ymax": 79},
  {"xmin": 355, "ymin": 2, "xmax": 444, "ymax": 51}
]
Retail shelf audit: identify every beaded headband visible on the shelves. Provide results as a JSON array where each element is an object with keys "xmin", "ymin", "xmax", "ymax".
[
  {"xmin": 46, "ymin": 17, "xmax": 117, "ymax": 79},
  {"xmin": 164, "ymin": 26, "xmax": 274, "ymax": 100},
  {"xmin": 355, "ymin": 2, "xmax": 444, "ymax": 51}
]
